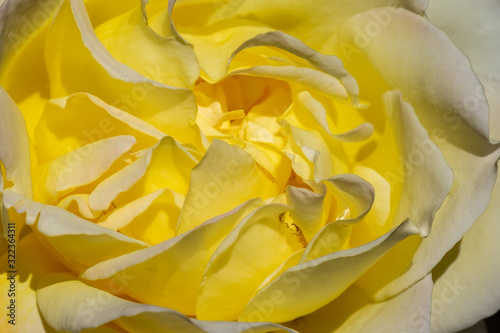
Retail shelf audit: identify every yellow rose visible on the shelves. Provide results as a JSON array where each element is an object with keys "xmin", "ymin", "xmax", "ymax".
[{"xmin": 1, "ymin": 0, "xmax": 499, "ymax": 332}]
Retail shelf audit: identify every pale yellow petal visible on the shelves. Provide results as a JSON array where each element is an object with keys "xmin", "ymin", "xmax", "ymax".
[
  {"xmin": 383, "ymin": 91, "xmax": 453, "ymax": 237},
  {"xmin": 431, "ymin": 165, "xmax": 500, "ymax": 332},
  {"xmin": 196, "ymin": 204, "xmax": 304, "ymax": 321},
  {"xmin": 285, "ymin": 184, "xmax": 329, "ymax": 242},
  {"xmin": 232, "ymin": 66, "xmax": 348, "ymax": 101},
  {"xmin": 288, "ymin": 275, "xmax": 433, "ymax": 333},
  {"xmin": 0, "ymin": 86, "xmax": 32, "ymax": 199},
  {"xmin": 89, "ymin": 136, "xmax": 197, "ymax": 211},
  {"xmin": 99, "ymin": 188, "xmax": 184, "ymax": 245},
  {"xmin": 38, "ymin": 273, "xmax": 297, "ymax": 333},
  {"xmin": 57, "ymin": 194, "xmax": 102, "ymax": 219},
  {"xmin": 0, "ymin": 0, "xmax": 59, "ymax": 142},
  {"xmin": 35, "ymin": 93, "xmax": 164, "ymax": 164},
  {"xmin": 45, "ymin": 0, "xmax": 201, "ymax": 146},
  {"xmin": 95, "ymin": 6, "xmax": 199, "ymax": 88},
  {"xmin": 231, "ymin": 31, "xmax": 360, "ymax": 104},
  {"xmin": 427, "ymin": 0, "xmax": 500, "ymax": 82},
  {"xmin": 83, "ymin": 199, "xmax": 262, "ymax": 316},
  {"xmin": 13, "ymin": 200, "xmax": 147, "ymax": 272},
  {"xmin": 34, "ymin": 135, "xmax": 136, "ymax": 204},
  {"xmin": 301, "ymin": 174, "xmax": 375, "ymax": 261},
  {"xmin": 202, "ymin": 0, "xmax": 426, "ymax": 51},
  {"xmin": 355, "ymin": 89, "xmax": 490, "ymax": 302},
  {"xmin": 340, "ymin": 8, "xmax": 489, "ymax": 139},
  {"xmin": 177, "ymin": 139, "xmax": 281, "ymax": 234},
  {"xmin": 179, "ymin": 18, "xmax": 272, "ymax": 81},
  {"xmin": 0, "ymin": 233, "xmax": 68, "ymax": 332},
  {"xmin": 280, "ymin": 121, "xmax": 349, "ymax": 182},
  {"xmin": 239, "ymin": 219, "xmax": 420, "ymax": 322}
]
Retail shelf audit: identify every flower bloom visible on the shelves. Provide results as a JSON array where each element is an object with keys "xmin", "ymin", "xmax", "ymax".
[{"xmin": 1, "ymin": 0, "xmax": 499, "ymax": 332}]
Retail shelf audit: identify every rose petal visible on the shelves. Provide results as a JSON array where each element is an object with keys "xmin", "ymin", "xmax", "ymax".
[
  {"xmin": 384, "ymin": 91, "xmax": 453, "ymax": 236},
  {"xmin": 35, "ymin": 93, "xmax": 164, "ymax": 164},
  {"xmin": 280, "ymin": 120, "xmax": 349, "ymax": 182},
  {"xmin": 427, "ymin": 0, "xmax": 500, "ymax": 82},
  {"xmin": 37, "ymin": 273, "xmax": 298, "ymax": 333},
  {"xmin": 94, "ymin": 6, "xmax": 199, "ymax": 88},
  {"xmin": 203, "ymin": 0, "xmax": 427, "ymax": 50},
  {"xmin": 294, "ymin": 89, "xmax": 373, "ymax": 142},
  {"xmin": 340, "ymin": 8, "xmax": 490, "ymax": 139},
  {"xmin": 351, "ymin": 165, "xmax": 392, "ymax": 233},
  {"xmin": 98, "ymin": 188, "xmax": 184, "ymax": 245},
  {"xmin": 0, "ymin": 233, "xmax": 68, "ymax": 332},
  {"xmin": 288, "ymin": 274, "xmax": 433, "ymax": 333},
  {"xmin": 0, "ymin": 0, "xmax": 59, "ymax": 141},
  {"xmin": 232, "ymin": 31, "xmax": 360, "ymax": 104},
  {"xmin": 82, "ymin": 200, "xmax": 262, "ymax": 316},
  {"xmin": 300, "ymin": 174, "xmax": 375, "ymax": 261},
  {"xmin": 33, "ymin": 135, "xmax": 136, "ymax": 204},
  {"xmin": 232, "ymin": 65, "xmax": 349, "ymax": 101},
  {"xmin": 353, "ymin": 65, "xmax": 499, "ymax": 304},
  {"xmin": 0, "ymin": 86, "xmax": 32, "ymax": 199},
  {"xmin": 89, "ymin": 136, "xmax": 198, "ymax": 211},
  {"xmin": 285, "ymin": 184, "xmax": 328, "ymax": 242},
  {"xmin": 177, "ymin": 139, "xmax": 281, "ymax": 234},
  {"xmin": 177, "ymin": 20, "xmax": 272, "ymax": 81},
  {"xmin": 253, "ymin": 248, "xmax": 305, "ymax": 295},
  {"xmin": 430, "ymin": 163, "xmax": 500, "ymax": 332},
  {"xmin": 13, "ymin": 201, "xmax": 147, "ymax": 272},
  {"xmin": 196, "ymin": 203, "xmax": 304, "ymax": 321},
  {"xmin": 354, "ymin": 90, "xmax": 457, "ymax": 299},
  {"xmin": 56, "ymin": 193, "xmax": 102, "ymax": 219},
  {"xmin": 239, "ymin": 219, "xmax": 420, "ymax": 322},
  {"xmin": 45, "ymin": 0, "xmax": 202, "ymax": 146}
]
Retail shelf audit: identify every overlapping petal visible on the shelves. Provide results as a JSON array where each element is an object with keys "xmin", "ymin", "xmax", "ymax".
[
  {"xmin": 12, "ymin": 201, "xmax": 147, "ymax": 272},
  {"xmin": 288, "ymin": 274, "xmax": 433, "ymax": 333},
  {"xmin": 239, "ymin": 219, "xmax": 420, "ymax": 323},
  {"xmin": 430, "ymin": 163, "xmax": 500, "ymax": 332},
  {"xmin": 177, "ymin": 139, "xmax": 280, "ymax": 233},
  {"xmin": 341, "ymin": 8, "xmax": 500, "ymax": 303},
  {"xmin": 45, "ymin": 0, "xmax": 202, "ymax": 146},
  {"xmin": 0, "ymin": 233, "xmax": 69, "ymax": 332},
  {"xmin": 82, "ymin": 199, "xmax": 262, "ymax": 316},
  {"xmin": 38, "ymin": 273, "xmax": 298, "ymax": 333}
]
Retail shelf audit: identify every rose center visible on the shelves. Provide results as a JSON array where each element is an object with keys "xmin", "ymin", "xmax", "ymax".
[{"xmin": 194, "ymin": 75, "xmax": 292, "ymax": 146}]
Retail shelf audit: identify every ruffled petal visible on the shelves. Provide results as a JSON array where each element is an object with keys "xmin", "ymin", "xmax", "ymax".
[
  {"xmin": 42, "ymin": 272, "xmax": 298, "ymax": 332},
  {"xmin": 183, "ymin": 0, "xmax": 427, "ymax": 51},
  {"xmin": 430, "ymin": 166, "xmax": 500, "ymax": 332},
  {"xmin": 0, "ymin": 0, "xmax": 60, "ymax": 142},
  {"xmin": 0, "ymin": 86, "xmax": 32, "ymax": 199},
  {"xmin": 94, "ymin": 5, "xmax": 199, "ymax": 88},
  {"xmin": 196, "ymin": 203, "xmax": 304, "ymax": 321},
  {"xmin": 427, "ymin": 0, "xmax": 500, "ymax": 81},
  {"xmin": 341, "ymin": 8, "xmax": 489, "ymax": 139},
  {"xmin": 239, "ymin": 219, "xmax": 420, "ymax": 322},
  {"xmin": 82, "ymin": 200, "xmax": 262, "ymax": 316},
  {"xmin": 301, "ymin": 174, "xmax": 375, "ymax": 261},
  {"xmin": 0, "ymin": 233, "xmax": 68, "ymax": 332},
  {"xmin": 288, "ymin": 274, "xmax": 433, "ymax": 333},
  {"xmin": 88, "ymin": 136, "xmax": 198, "ymax": 212},
  {"xmin": 45, "ymin": 0, "xmax": 201, "ymax": 146},
  {"xmin": 35, "ymin": 93, "xmax": 164, "ymax": 164},
  {"xmin": 33, "ymin": 135, "xmax": 136, "ymax": 204},
  {"xmin": 338, "ymin": 8, "xmax": 500, "ymax": 303},
  {"xmin": 97, "ymin": 188, "xmax": 184, "ymax": 245},
  {"xmin": 177, "ymin": 139, "xmax": 281, "ymax": 234},
  {"xmin": 13, "ymin": 201, "xmax": 147, "ymax": 272}
]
